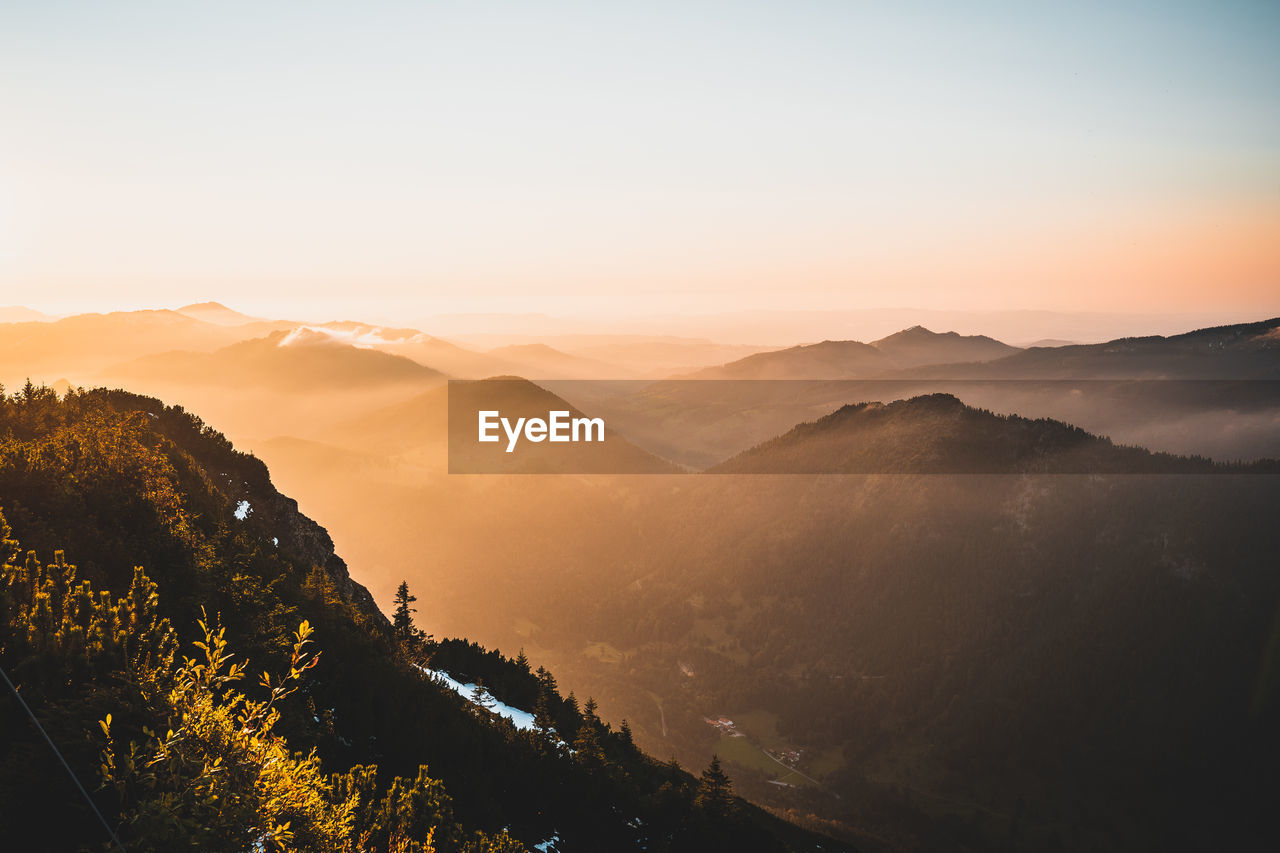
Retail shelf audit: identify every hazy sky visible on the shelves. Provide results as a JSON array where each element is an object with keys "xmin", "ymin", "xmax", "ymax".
[{"xmin": 1, "ymin": 0, "xmax": 1277, "ymax": 321}]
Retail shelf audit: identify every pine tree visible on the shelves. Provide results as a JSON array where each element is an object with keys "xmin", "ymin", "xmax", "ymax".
[
  {"xmin": 470, "ymin": 679, "xmax": 494, "ymax": 709},
  {"xmin": 392, "ymin": 580, "xmax": 417, "ymax": 640},
  {"xmin": 533, "ymin": 686, "xmax": 556, "ymax": 740},
  {"xmin": 514, "ymin": 648, "xmax": 529, "ymax": 671},
  {"xmin": 535, "ymin": 665, "xmax": 557, "ymax": 694},
  {"xmin": 695, "ymin": 755, "xmax": 735, "ymax": 817},
  {"xmin": 572, "ymin": 697, "xmax": 606, "ymax": 769}
]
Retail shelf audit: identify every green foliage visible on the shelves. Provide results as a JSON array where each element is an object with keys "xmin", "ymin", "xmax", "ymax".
[{"xmin": 99, "ymin": 615, "xmax": 358, "ymax": 852}]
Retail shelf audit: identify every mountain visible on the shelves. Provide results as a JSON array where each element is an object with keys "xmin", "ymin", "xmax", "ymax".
[
  {"xmin": 104, "ymin": 329, "xmax": 445, "ymax": 391},
  {"xmin": 571, "ymin": 318, "xmax": 1280, "ymax": 468},
  {"xmin": 687, "ymin": 327, "xmax": 1019, "ymax": 379},
  {"xmin": 685, "ymin": 318, "xmax": 1280, "ymax": 382},
  {"xmin": 94, "ymin": 330, "xmax": 450, "ymax": 442},
  {"xmin": 416, "ymin": 308, "xmax": 1258, "ymax": 348},
  {"xmin": 894, "ymin": 317, "xmax": 1280, "ymax": 379},
  {"xmin": 273, "ymin": 323, "xmax": 631, "ymax": 380},
  {"xmin": 0, "ymin": 385, "xmax": 836, "ymax": 852},
  {"xmin": 0, "ymin": 309, "xmax": 279, "ymax": 386},
  {"xmin": 869, "ymin": 326, "xmax": 1019, "ymax": 368},
  {"xmin": 247, "ymin": 381, "xmax": 1280, "ymax": 850},
  {"xmin": 0, "ymin": 306, "xmax": 55, "ymax": 323},
  {"xmin": 686, "ymin": 340, "xmax": 893, "ymax": 379},
  {"xmin": 175, "ymin": 300, "xmax": 265, "ymax": 325},
  {"xmin": 447, "ymin": 335, "xmax": 777, "ymax": 378},
  {"xmin": 710, "ymin": 394, "xmax": 1252, "ymax": 474},
  {"xmin": 1020, "ymin": 338, "xmax": 1079, "ymax": 348},
  {"xmin": 300, "ymin": 322, "xmax": 512, "ymax": 378}
]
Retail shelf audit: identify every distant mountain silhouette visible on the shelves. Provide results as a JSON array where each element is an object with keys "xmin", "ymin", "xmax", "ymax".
[
  {"xmin": 870, "ymin": 325, "xmax": 1019, "ymax": 368},
  {"xmin": 1021, "ymin": 338, "xmax": 1080, "ymax": 348},
  {"xmin": 892, "ymin": 317, "xmax": 1280, "ymax": 379},
  {"xmin": 688, "ymin": 326, "xmax": 1019, "ymax": 378},
  {"xmin": 0, "ymin": 305, "xmax": 55, "ymax": 323},
  {"xmin": 711, "ymin": 393, "xmax": 1261, "ymax": 473},
  {"xmin": 687, "ymin": 339, "xmax": 893, "ymax": 379},
  {"xmin": 279, "ymin": 323, "xmax": 632, "ymax": 379},
  {"xmin": 0, "ymin": 309, "xmax": 281, "ymax": 384},
  {"xmin": 484, "ymin": 343, "xmax": 634, "ymax": 378},
  {"xmin": 298, "ymin": 322, "xmax": 505, "ymax": 377},
  {"xmin": 445, "ymin": 334, "xmax": 775, "ymax": 377},
  {"xmin": 104, "ymin": 329, "xmax": 445, "ymax": 391},
  {"xmin": 175, "ymin": 301, "xmax": 265, "ymax": 326}
]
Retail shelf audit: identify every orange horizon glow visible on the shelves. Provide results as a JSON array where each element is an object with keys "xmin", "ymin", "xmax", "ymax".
[{"xmin": 0, "ymin": 1, "xmax": 1276, "ymax": 323}]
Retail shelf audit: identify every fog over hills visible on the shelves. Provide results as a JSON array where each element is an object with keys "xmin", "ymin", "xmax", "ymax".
[{"xmin": 104, "ymin": 329, "xmax": 446, "ymax": 391}]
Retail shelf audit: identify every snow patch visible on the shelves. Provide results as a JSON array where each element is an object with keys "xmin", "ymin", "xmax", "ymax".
[
  {"xmin": 421, "ymin": 667, "xmax": 536, "ymax": 731},
  {"xmin": 234, "ymin": 500, "xmax": 251, "ymax": 521}
]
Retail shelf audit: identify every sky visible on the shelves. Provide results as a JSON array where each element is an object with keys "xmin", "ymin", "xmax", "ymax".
[{"xmin": 1, "ymin": 0, "xmax": 1277, "ymax": 323}]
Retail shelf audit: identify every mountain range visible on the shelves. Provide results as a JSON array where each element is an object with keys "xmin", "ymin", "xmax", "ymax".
[{"xmin": 3, "ymin": 304, "xmax": 1280, "ymax": 850}]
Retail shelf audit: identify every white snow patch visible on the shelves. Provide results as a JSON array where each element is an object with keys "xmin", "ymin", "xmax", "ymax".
[
  {"xmin": 234, "ymin": 500, "xmax": 251, "ymax": 521},
  {"xmin": 534, "ymin": 833, "xmax": 560, "ymax": 852},
  {"xmin": 272, "ymin": 537, "xmax": 278, "ymax": 546},
  {"xmin": 421, "ymin": 667, "xmax": 536, "ymax": 731}
]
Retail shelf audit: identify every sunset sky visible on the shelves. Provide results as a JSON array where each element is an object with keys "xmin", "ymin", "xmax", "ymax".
[{"xmin": 1, "ymin": 0, "xmax": 1276, "ymax": 323}]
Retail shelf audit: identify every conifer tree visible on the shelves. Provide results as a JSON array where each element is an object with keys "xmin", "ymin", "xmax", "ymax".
[
  {"xmin": 392, "ymin": 580, "xmax": 417, "ymax": 640},
  {"xmin": 470, "ymin": 679, "xmax": 494, "ymax": 709},
  {"xmin": 533, "ymin": 685, "xmax": 556, "ymax": 740},
  {"xmin": 535, "ymin": 665, "xmax": 557, "ymax": 694},
  {"xmin": 695, "ymin": 755, "xmax": 735, "ymax": 817}
]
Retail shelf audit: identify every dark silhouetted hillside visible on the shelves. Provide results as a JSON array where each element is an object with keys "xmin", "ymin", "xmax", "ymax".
[{"xmin": 710, "ymin": 393, "xmax": 1260, "ymax": 474}]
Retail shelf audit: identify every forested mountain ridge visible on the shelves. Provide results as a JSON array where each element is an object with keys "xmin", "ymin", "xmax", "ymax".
[
  {"xmin": 274, "ymin": 391, "xmax": 1280, "ymax": 849},
  {"xmin": 0, "ymin": 383, "xmax": 838, "ymax": 852},
  {"xmin": 710, "ymin": 393, "xmax": 1275, "ymax": 474},
  {"xmin": 889, "ymin": 316, "xmax": 1280, "ymax": 379}
]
